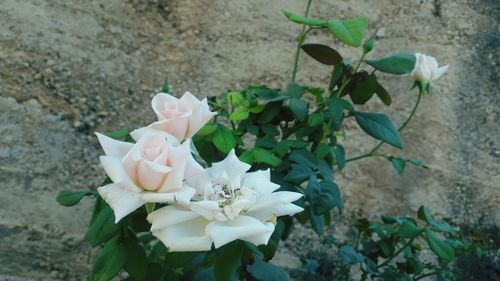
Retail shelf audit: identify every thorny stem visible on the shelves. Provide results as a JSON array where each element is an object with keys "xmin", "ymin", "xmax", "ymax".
[
  {"xmin": 291, "ymin": 0, "xmax": 313, "ymax": 82},
  {"xmin": 346, "ymin": 88, "xmax": 424, "ymax": 163}
]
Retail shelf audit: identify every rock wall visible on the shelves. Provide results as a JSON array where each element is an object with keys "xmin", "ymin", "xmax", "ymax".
[{"xmin": 0, "ymin": 0, "xmax": 498, "ymax": 280}]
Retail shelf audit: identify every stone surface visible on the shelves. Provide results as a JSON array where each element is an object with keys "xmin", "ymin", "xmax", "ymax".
[{"xmin": 0, "ymin": 0, "xmax": 498, "ymax": 279}]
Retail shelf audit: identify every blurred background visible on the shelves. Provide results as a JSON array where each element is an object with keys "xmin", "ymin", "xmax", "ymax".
[{"xmin": 0, "ymin": 0, "xmax": 498, "ymax": 280}]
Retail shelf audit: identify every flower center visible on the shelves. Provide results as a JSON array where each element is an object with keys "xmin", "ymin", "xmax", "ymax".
[
  {"xmin": 206, "ymin": 183, "xmax": 240, "ymax": 207},
  {"xmin": 161, "ymin": 101, "xmax": 186, "ymax": 119}
]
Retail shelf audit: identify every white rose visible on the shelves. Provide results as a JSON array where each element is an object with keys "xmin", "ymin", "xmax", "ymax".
[
  {"xmin": 147, "ymin": 150, "xmax": 304, "ymax": 252},
  {"xmin": 411, "ymin": 53, "xmax": 448, "ymax": 83},
  {"xmin": 143, "ymin": 91, "xmax": 216, "ymax": 142},
  {"xmin": 96, "ymin": 131, "xmax": 204, "ymax": 222}
]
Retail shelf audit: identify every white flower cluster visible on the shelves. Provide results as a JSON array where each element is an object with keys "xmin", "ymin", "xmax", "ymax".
[{"xmin": 96, "ymin": 92, "xmax": 304, "ymax": 251}]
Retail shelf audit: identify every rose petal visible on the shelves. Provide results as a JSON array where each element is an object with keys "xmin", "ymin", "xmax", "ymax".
[
  {"xmin": 99, "ymin": 156, "xmax": 140, "ymax": 192},
  {"xmin": 148, "ymin": 205, "xmax": 201, "ymax": 231},
  {"xmin": 158, "ymin": 144, "xmax": 189, "ymax": 192},
  {"xmin": 246, "ymin": 191, "xmax": 303, "ymax": 213},
  {"xmin": 141, "ymin": 186, "xmax": 196, "ymax": 206},
  {"xmin": 151, "ymin": 217, "xmax": 213, "ymax": 252},
  {"xmin": 190, "ymin": 201, "xmax": 222, "ymax": 220},
  {"xmin": 151, "ymin": 93, "xmax": 180, "ymax": 118},
  {"xmin": 206, "ymin": 215, "xmax": 274, "ymax": 248},
  {"xmin": 433, "ymin": 65, "xmax": 448, "ymax": 81},
  {"xmin": 130, "ymin": 127, "xmax": 180, "ymax": 145},
  {"xmin": 95, "ymin": 132, "xmax": 134, "ymax": 158},
  {"xmin": 98, "ymin": 183, "xmax": 144, "ymax": 222},
  {"xmin": 210, "ymin": 149, "xmax": 251, "ymax": 187},
  {"xmin": 241, "ymin": 169, "xmax": 280, "ymax": 195},
  {"xmin": 246, "ymin": 203, "xmax": 304, "ymax": 222},
  {"xmin": 150, "ymin": 118, "xmax": 190, "ymax": 141}
]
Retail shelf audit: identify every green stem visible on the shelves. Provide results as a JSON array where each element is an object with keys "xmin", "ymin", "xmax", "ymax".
[
  {"xmin": 376, "ymin": 238, "xmax": 415, "ymax": 268},
  {"xmin": 353, "ymin": 51, "xmax": 367, "ymax": 73},
  {"xmin": 346, "ymin": 89, "xmax": 424, "ymax": 163},
  {"xmin": 291, "ymin": 0, "xmax": 313, "ymax": 82},
  {"xmin": 415, "ymin": 271, "xmax": 438, "ymax": 280},
  {"xmin": 145, "ymin": 202, "xmax": 156, "ymax": 214},
  {"xmin": 335, "ymin": 78, "xmax": 351, "ymax": 98}
]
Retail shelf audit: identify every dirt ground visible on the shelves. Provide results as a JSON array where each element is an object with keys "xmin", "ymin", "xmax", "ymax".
[{"xmin": 0, "ymin": 0, "xmax": 498, "ymax": 280}]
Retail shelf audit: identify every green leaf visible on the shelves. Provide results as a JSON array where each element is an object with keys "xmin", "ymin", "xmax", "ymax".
[
  {"xmin": 247, "ymin": 259, "xmax": 290, "ymax": 281},
  {"xmin": 317, "ymin": 160, "xmax": 333, "ymax": 181},
  {"xmin": 328, "ymin": 98, "xmax": 354, "ymax": 124},
  {"xmin": 398, "ymin": 221, "xmax": 424, "ymax": 238},
  {"xmin": 389, "ymin": 157, "xmax": 406, "ymax": 175},
  {"xmin": 258, "ymin": 102, "xmax": 282, "ymax": 123},
  {"xmin": 349, "ymin": 74, "xmax": 377, "ymax": 105},
  {"xmin": 92, "ymin": 236, "xmax": 126, "ymax": 281},
  {"xmin": 408, "ymin": 159, "xmax": 429, "ymax": 168},
  {"xmin": 227, "ymin": 91, "xmax": 244, "ymax": 106},
  {"xmin": 229, "ymin": 107, "xmax": 250, "ymax": 121},
  {"xmin": 213, "ymin": 127, "xmax": 236, "ymax": 154},
  {"xmin": 301, "ymin": 44, "xmax": 343, "ymax": 65},
  {"xmin": 328, "ymin": 17, "xmax": 368, "ymax": 47},
  {"xmin": 287, "ymin": 82, "xmax": 303, "ymax": 98},
  {"xmin": 123, "ymin": 236, "xmax": 147, "ymax": 280},
  {"xmin": 375, "ymin": 82, "xmax": 392, "ymax": 106},
  {"xmin": 354, "ymin": 111, "xmax": 403, "ymax": 149},
  {"xmin": 365, "ymin": 53, "xmax": 416, "ymax": 75},
  {"xmin": 314, "ymin": 143, "xmax": 330, "ymax": 160},
  {"xmin": 289, "ymin": 149, "xmax": 317, "ymax": 167},
  {"xmin": 56, "ymin": 190, "xmax": 94, "ymax": 206},
  {"xmin": 335, "ymin": 145, "xmax": 346, "ymax": 170},
  {"xmin": 214, "ymin": 241, "xmax": 243, "ymax": 281},
  {"xmin": 161, "ymin": 81, "xmax": 170, "ymax": 93},
  {"xmin": 283, "ymin": 11, "xmax": 326, "ymax": 27},
  {"xmin": 284, "ymin": 164, "xmax": 313, "ymax": 184},
  {"xmin": 329, "ymin": 63, "xmax": 345, "ymax": 90},
  {"xmin": 85, "ymin": 204, "xmax": 122, "ymax": 247},
  {"xmin": 103, "ymin": 129, "xmax": 130, "ymax": 140},
  {"xmin": 288, "ymin": 98, "xmax": 308, "ymax": 122},
  {"xmin": 418, "ymin": 206, "xmax": 456, "ymax": 233},
  {"xmin": 239, "ymin": 151, "xmax": 255, "ymax": 164},
  {"xmin": 307, "ymin": 113, "xmax": 325, "ymax": 127},
  {"xmin": 339, "ymin": 245, "xmax": 364, "ymax": 265},
  {"xmin": 306, "ymin": 176, "xmax": 342, "ymax": 215},
  {"xmin": 426, "ymin": 229, "xmax": 455, "ymax": 261},
  {"xmin": 252, "ymin": 148, "xmax": 282, "ymax": 166},
  {"xmin": 363, "ymin": 35, "xmax": 376, "ymax": 53},
  {"xmin": 197, "ymin": 123, "xmax": 218, "ymax": 136},
  {"xmin": 309, "ymin": 209, "xmax": 324, "ymax": 236},
  {"xmin": 256, "ymin": 89, "xmax": 290, "ymax": 102}
]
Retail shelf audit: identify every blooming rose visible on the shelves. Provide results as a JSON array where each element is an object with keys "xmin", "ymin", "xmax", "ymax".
[
  {"xmin": 411, "ymin": 53, "xmax": 448, "ymax": 84},
  {"xmin": 96, "ymin": 131, "xmax": 203, "ymax": 222},
  {"xmin": 147, "ymin": 150, "xmax": 304, "ymax": 252},
  {"xmin": 145, "ymin": 91, "xmax": 216, "ymax": 142}
]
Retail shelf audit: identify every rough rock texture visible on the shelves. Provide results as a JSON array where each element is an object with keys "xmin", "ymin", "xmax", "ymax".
[{"xmin": 0, "ymin": 0, "xmax": 498, "ymax": 280}]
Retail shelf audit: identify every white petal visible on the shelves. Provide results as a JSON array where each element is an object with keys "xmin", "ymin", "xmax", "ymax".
[
  {"xmin": 98, "ymin": 183, "xmax": 144, "ymax": 222},
  {"xmin": 95, "ymin": 132, "xmax": 133, "ymax": 158},
  {"xmin": 159, "ymin": 144, "xmax": 189, "ymax": 192},
  {"xmin": 148, "ymin": 205, "xmax": 201, "ymax": 231},
  {"xmin": 141, "ymin": 187, "xmax": 196, "ymax": 206},
  {"xmin": 432, "ymin": 65, "xmax": 448, "ymax": 81},
  {"xmin": 151, "ymin": 93, "xmax": 180, "ymax": 117},
  {"xmin": 241, "ymin": 169, "xmax": 280, "ymax": 195},
  {"xmin": 150, "ymin": 118, "xmax": 189, "ymax": 141},
  {"xmin": 191, "ymin": 201, "xmax": 222, "ymax": 220},
  {"xmin": 246, "ymin": 203, "xmax": 304, "ymax": 222},
  {"xmin": 130, "ymin": 127, "xmax": 180, "ymax": 145},
  {"xmin": 181, "ymin": 140, "xmax": 204, "ymax": 178},
  {"xmin": 247, "ymin": 191, "xmax": 303, "ymax": 213},
  {"xmin": 152, "ymin": 217, "xmax": 213, "ymax": 252},
  {"xmin": 206, "ymin": 215, "xmax": 274, "ymax": 248},
  {"xmin": 240, "ymin": 222, "xmax": 275, "ymax": 246},
  {"xmin": 179, "ymin": 91, "xmax": 202, "ymax": 108},
  {"xmin": 210, "ymin": 149, "xmax": 250, "ymax": 186},
  {"xmin": 99, "ymin": 156, "xmax": 140, "ymax": 192}
]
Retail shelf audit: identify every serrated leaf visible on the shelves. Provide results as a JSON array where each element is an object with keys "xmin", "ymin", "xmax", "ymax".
[
  {"xmin": 289, "ymin": 149, "xmax": 317, "ymax": 167},
  {"xmin": 306, "ymin": 176, "xmax": 342, "ymax": 215},
  {"xmin": 389, "ymin": 157, "xmax": 406, "ymax": 175},
  {"xmin": 426, "ymin": 229, "xmax": 455, "ymax": 261},
  {"xmin": 252, "ymin": 148, "xmax": 282, "ymax": 166},
  {"xmin": 123, "ymin": 236, "xmax": 147, "ymax": 280},
  {"xmin": 354, "ymin": 111, "xmax": 403, "ymax": 149},
  {"xmin": 103, "ymin": 129, "xmax": 130, "ymax": 140},
  {"xmin": 247, "ymin": 259, "xmax": 290, "ymax": 281},
  {"xmin": 365, "ymin": 53, "xmax": 416, "ymax": 75},
  {"xmin": 307, "ymin": 113, "xmax": 325, "ymax": 127},
  {"xmin": 339, "ymin": 245, "xmax": 365, "ymax": 265},
  {"xmin": 213, "ymin": 127, "xmax": 236, "ymax": 154},
  {"xmin": 335, "ymin": 145, "xmax": 346, "ymax": 170},
  {"xmin": 284, "ymin": 165, "xmax": 313, "ymax": 184},
  {"xmin": 418, "ymin": 206, "xmax": 456, "ymax": 233},
  {"xmin": 229, "ymin": 107, "xmax": 249, "ymax": 121},
  {"xmin": 197, "ymin": 123, "xmax": 218, "ymax": 136},
  {"xmin": 283, "ymin": 11, "xmax": 326, "ymax": 27},
  {"xmin": 328, "ymin": 17, "xmax": 368, "ymax": 47},
  {"xmin": 56, "ymin": 190, "xmax": 94, "ymax": 206},
  {"xmin": 398, "ymin": 221, "xmax": 424, "ymax": 238},
  {"xmin": 288, "ymin": 98, "xmax": 308, "ymax": 122},
  {"xmin": 375, "ymin": 82, "xmax": 392, "ymax": 106},
  {"xmin": 301, "ymin": 44, "xmax": 343, "ymax": 65},
  {"xmin": 349, "ymin": 74, "xmax": 377, "ymax": 105}
]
